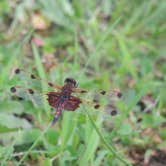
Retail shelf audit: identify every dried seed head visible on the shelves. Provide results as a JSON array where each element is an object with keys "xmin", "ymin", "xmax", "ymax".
[
  {"xmin": 30, "ymin": 74, "xmax": 36, "ymax": 79},
  {"xmin": 94, "ymin": 104, "xmax": 100, "ymax": 109},
  {"xmin": 80, "ymin": 90, "xmax": 87, "ymax": 93},
  {"xmin": 15, "ymin": 68, "xmax": 21, "ymax": 74},
  {"xmin": 93, "ymin": 99, "xmax": 99, "ymax": 103},
  {"xmin": 48, "ymin": 82, "xmax": 54, "ymax": 87},
  {"xmin": 11, "ymin": 95, "xmax": 24, "ymax": 101},
  {"xmin": 110, "ymin": 110, "xmax": 117, "ymax": 116},
  {"xmin": 28, "ymin": 89, "xmax": 34, "ymax": 94},
  {"xmin": 10, "ymin": 87, "xmax": 16, "ymax": 93},
  {"xmin": 18, "ymin": 97, "xmax": 24, "ymax": 100},
  {"xmin": 137, "ymin": 118, "xmax": 142, "ymax": 123},
  {"xmin": 117, "ymin": 92, "xmax": 122, "ymax": 98},
  {"xmin": 100, "ymin": 90, "xmax": 106, "ymax": 95}
]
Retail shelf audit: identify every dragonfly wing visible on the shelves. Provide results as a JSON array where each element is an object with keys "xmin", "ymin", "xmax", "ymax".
[
  {"xmin": 47, "ymin": 92, "xmax": 61, "ymax": 108},
  {"xmin": 11, "ymin": 68, "xmax": 62, "ymax": 91},
  {"xmin": 64, "ymin": 95, "xmax": 82, "ymax": 111},
  {"xmin": 10, "ymin": 86, "xmax": 45, "ymax": 108}
]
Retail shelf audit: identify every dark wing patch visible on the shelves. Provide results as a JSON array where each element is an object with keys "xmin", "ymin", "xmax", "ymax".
[
  {"xmin": 47, "ymin": 92, "xmax": 61, "ymax": 108},
  {"xmin": 64, "ymin": 95, "xmax": 82, "ymax": 111}
]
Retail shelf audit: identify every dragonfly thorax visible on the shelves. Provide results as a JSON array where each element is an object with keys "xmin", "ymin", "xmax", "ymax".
[{"xmin": 58, "ymin": 93, "xmax": 70, "ymax": 103}]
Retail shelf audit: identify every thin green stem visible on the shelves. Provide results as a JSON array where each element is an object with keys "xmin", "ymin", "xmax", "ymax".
[
  {"xmin": 78, "ymin": 17, "xmax": 121, "ymax": 80},
  {"xmin": 85, "ymin": 109, "xmax": 132, "ymax": 166},
  {"xmin": 12, "ymin": 150, "xmax": 48, "ymax": 157},
  {"xmin": 16, "ymin": 122, "xmax": 52, "ymax": 166}
]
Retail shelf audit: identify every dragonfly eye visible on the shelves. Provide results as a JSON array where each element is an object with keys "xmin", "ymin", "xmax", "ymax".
[{"xmin": 64, "ymin": 78, "xmax": 77, "ymax": 87}]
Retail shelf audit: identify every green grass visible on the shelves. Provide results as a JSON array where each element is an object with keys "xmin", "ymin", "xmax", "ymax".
[{"xmin": 0, "ymin": 0, "xmax": 166, "ymax": 166}]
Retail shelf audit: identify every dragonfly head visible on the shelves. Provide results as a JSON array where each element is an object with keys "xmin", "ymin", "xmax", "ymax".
[{"xmin": 64, "ymin": 78, "xmax": 78, "ymax": 88}]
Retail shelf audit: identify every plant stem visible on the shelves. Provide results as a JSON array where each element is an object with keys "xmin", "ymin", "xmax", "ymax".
[
  {"xmin": 85, "ymin": 109, "xmax": 132, "ymax": 166},
  {"xmin": 16, "ymin": 122, "xmax": 52, "ymax": 166}
]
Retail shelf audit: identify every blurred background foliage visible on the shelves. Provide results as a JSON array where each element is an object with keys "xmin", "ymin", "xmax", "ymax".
[{"xmin": 0, "ymin": 0, "xmax": 166, "ymax": 165}]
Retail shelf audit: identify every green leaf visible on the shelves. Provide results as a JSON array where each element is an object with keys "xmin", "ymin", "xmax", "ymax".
[
  {"xmin": 118, "ymin": 123, "xmax": 132, "ymax": 135},
  {"xmin": 15, "ymin": 129, "xmax": 41, "ymax": 145},
  {"xmin": 142, "ymin": 114, "xmax": 165, "ymax": 129},
  {"xmin": 0, "ymin": 125, "xmax": 18, "ymax": 133},
  {"xmin": 40, "ymin": 158, "xmax": 52, "ymax": 166},
  {"xmin": 0, "ymin": 113, "xmax": 32, "ymax": 129}
]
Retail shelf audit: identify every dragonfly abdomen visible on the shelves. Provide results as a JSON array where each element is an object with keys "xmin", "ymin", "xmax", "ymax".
[{"xmin": 52, "ymin": 103, "xmax": 65, "ymax": 125}]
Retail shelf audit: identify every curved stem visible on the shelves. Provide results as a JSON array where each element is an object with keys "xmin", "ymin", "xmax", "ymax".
[
  {"xmin": 85, "ymin": 109, "xmax": 132, "ymax": 166},
  {"xmin": 16, "ymin": 122, "xmax": 52, "ymax": 166}
]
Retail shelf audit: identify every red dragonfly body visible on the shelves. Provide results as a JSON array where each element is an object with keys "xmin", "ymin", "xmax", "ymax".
[
  {"xmin": 10, "ymin": 68, "xmax": 121, "ymax": 125},
  {"xmin": 47, "ymin": 78, "xmax": 82, "ymax": 125}
]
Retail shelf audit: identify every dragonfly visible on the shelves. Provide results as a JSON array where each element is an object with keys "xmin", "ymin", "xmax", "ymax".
[{"xmin": 10, "ymin": 68, "xmax": 122, "ymax": 125}]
